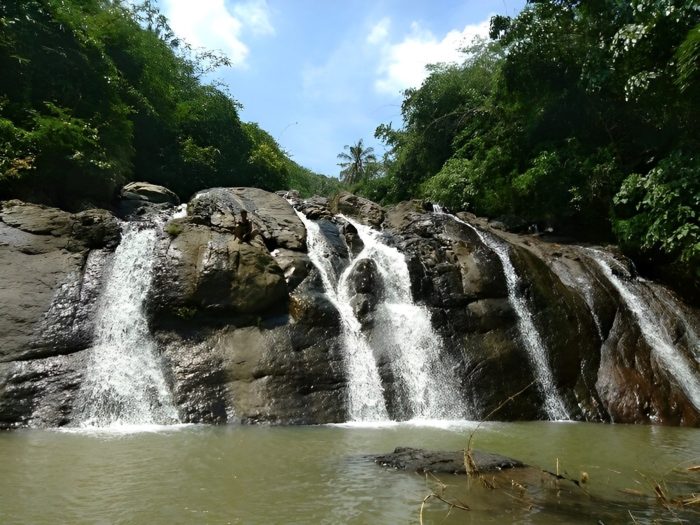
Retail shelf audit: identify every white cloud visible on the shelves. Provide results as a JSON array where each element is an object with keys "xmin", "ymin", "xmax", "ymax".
[
  {"xmin": 374, "ymin": 18, "xmax": 491, "ymax": 95},
  {"xmin": 233, "ymin": 0, "xmax": 274, "ymax": 36},
  {"xmin": 160, "ymin": 0, "xmax": 274, "ymax": 68},
  {"xmin": 367, "ymin": 17, "xmax": 391, "ymax": 45}
]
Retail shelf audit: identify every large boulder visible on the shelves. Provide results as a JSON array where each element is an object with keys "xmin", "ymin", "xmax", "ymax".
[
  {"xmin": 151, "ymin": 223, "xmax": 288, "ymax": 317},
  {"xmin": 188, "ymin": 187, "xmax": 306, "ymax": 250},
  {"xmin": 0, "ymin": 201, "xmax": 120, "ymax": 362},
  {"xmin": 157, "ymin": 323, "xmax": 348, "ymax": 424},
  {"xmin": 297, "ymin": 196, "xmax": 333, "ymax": 220},
  {"xmin": 120, "ymin": 182, "xmax": 180, "ymax": 205},
  {"xmin": 330, "ymin": 191, "xmax": 384, "ymax": 228}
]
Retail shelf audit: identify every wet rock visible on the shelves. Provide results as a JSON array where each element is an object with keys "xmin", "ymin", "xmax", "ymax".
[
  {"xmin": 0, "ymin": 201, "xmax": 119, "ymax": 362},
  {"xmin": 158, "ymin": 323, "xmax": 347, "ymax": 424},
  {"xmin": 315, "ymin": 218, "xmax": 352, "ymax": 275},
  {"xmin": 595, "ymin": 308, "xmax": 700, "ymax": 426},
  {"xmin": 271, "ymin": 248, "xmax": 311, "ymax": 291},
  {"xmin": 374, "ymin": 447, "xmax": 524, "ymax": 474},
  {"xmin": 151, "ymin": 223, "xmax": 288, "ymax": 317},
  {"xmin": 330, "ymin": 191, "xmax": 384, "ymax": 228},
  {"xmin": 289, "ymin": 289, "xmax": 340, "ymax": 327},
  {"xmin": 0, "ymin": 350, "xmax": 87, "ymax": 429},
  {"xmin": 346, "ymin": 259, "xmax": 382, "ymax": 326},
  {"xmin": 340, "ymin": 220, "xmax": 364, "ymax": 258}
]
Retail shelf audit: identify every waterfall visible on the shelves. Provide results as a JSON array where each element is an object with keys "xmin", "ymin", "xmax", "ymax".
[
  {"xmin": 296, "ymin": 210, "xmax": 466, "ymax": 421},
  {"xmin": 343, "ymin": 217, "xmax": 466, "ymax": 419},
  {"xmin": 437, "ymin": 210, "xmax": 569, "ymax": 420},
  {"xmin": 645, "ymin": 284, "xmax": 700, "ymax": 365},
  {"xmin": 294, "ymin": 211, "xmax": 389, "ymax": 421},
  {"xmin": 73, "ymin": 221, "xmax": 180, "ymax": 427},
  {"xmin": 587, "ymin": 248, "xmax": 700, "ymax": 411}
]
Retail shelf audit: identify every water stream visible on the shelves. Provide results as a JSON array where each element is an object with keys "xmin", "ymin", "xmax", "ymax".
[
  {"xmin": 72, "ymin": 221, "xmax": 180, "ymax": 428},
  {"xmin": 437, "ymin": 209, "xmax": 569, "ymax": 420},
  {"xmin": 296, "ymin": 211, "xmax": 466, "ymax": 420},
  {"xmin": 343, "ymin": 217, "xmax": 466, "ymax": 419},
  {"xmin": 294, "ymin": 211, "xmax": 389, "ymax": 421},
  {"xmin": 587, "ymin": 248, "xmax": 700, "ymax": 411}
]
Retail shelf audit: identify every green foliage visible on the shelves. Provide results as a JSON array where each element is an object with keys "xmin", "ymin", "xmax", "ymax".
[
  {"xmin": 243, "ymin": 122, "xmax": 289, "ymax": 191},
  {"xmin": 614, "ymin": 152, "xmax": 700, "ymax": 264},
  {"xmin": 0, "ymin": 115, "xmax": 34, "ymax": 182},
  {"xmin": 287, "ymin": 162, "xmax": 341, "ymax": 198},
  {"xmin": 676, "ymin": 24, "xmax": 700, "ymax": 95},
  {"xmin": 0, "ymin": 0, "xmax": 322, "ymax": 208},
  {"xmin": 164, "ymin": 220, "xmax": 185, "ymax": 237},
  {"xmin": 373, "ymin": 0, "xmax": 699, "ymax": 293}
]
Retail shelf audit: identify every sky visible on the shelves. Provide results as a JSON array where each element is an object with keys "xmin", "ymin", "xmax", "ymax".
[{"xmin": 158, "ymin": 0, "xmax": 526, "ymax": 178}]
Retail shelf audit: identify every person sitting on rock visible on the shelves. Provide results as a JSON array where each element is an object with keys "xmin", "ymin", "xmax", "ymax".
[{"xmin": 234, "ymin": 210, "xmax": 256, "ymax": 243}]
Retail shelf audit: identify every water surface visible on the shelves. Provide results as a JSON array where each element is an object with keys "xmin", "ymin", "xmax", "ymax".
[{"xmin": 1, "ymin": 421, "xmax": 698, "ymax": 524}]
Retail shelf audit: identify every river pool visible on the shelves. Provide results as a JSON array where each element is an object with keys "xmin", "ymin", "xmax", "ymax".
[{"xmin": 0, "ymin": 421, "xmax": 698, "ymax": 524}]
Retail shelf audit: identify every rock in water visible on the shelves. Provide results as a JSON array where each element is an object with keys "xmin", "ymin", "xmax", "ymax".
[{"xmin": 373, "ymin": 447, "xmax": 524, "ymax": 474}]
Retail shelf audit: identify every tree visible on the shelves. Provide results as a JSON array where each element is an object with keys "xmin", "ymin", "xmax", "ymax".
[{"xmin": 337, "ymin": 139, "xmax": 377, "ymax": 185}]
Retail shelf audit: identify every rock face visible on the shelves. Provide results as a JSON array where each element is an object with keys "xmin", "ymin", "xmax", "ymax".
[
  {"xmin": 1, "ymin": 187, "xmax": 699, "ymax": 429},
  {"xmin": 0, "ymin": 200, "xmax": 120, "ymax": 428},
  {"xmin": 0, "ymin": 201, "xmax": 120, "ymax": 362}
]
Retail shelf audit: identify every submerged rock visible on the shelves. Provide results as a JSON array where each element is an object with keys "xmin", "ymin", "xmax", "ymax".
[{"xmin": 374, "ymin": 447, "xmax": 524, "ymax": 474}]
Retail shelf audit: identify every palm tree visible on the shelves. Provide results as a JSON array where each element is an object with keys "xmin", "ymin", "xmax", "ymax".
[{"xmin": 337, "ymin": 138, "xmax": 377, "ymax": 185}]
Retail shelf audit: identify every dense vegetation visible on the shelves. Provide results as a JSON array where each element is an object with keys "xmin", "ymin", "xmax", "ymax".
[
  {"xmin": 356, "ymin": 0, "xmax": 699, "ymax": 299},
  {"xmin": 0, "ymin": 0, "xmax": 337, "ymax": 210}
]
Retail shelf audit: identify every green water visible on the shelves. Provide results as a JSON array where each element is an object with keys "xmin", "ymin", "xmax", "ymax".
[{"xmin": 0, "ymin": 421, "xmax": 698, "ymax": 524}]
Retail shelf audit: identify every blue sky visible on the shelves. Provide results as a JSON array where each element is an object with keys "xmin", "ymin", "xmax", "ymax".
[{"xmin": 158, "ymin": 1, "xmax": 526, "ymax": 177}]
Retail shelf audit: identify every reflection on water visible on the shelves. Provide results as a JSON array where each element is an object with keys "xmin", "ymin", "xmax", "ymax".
[{"xmin": 0, "ymin": 421, "xmax": 698, "ymax": 524}]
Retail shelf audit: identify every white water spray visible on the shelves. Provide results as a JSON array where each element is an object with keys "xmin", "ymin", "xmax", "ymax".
[
  {"xmin": 437, "ymin": 209, "xmax": 569, "ymax": 420},
  {"xmin": 73, "ymin": 222, "xmax": 180, "ymax": 427}
]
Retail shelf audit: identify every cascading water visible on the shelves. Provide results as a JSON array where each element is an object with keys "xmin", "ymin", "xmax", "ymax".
[
  {"xmin": 294, "ymin": 211, "xmax": 389, "ymax": 421},
  {"xmin": 436, "ymin": 208, "xmax": 569, "ymax": 420},
  {"xmin": 295, "ymin": 209, "xmax": 466, "ymax": 420},
  {"xmin": 587, "ymin": 248, "xmax": 700, "ymax": 411},
  {"xmin": 646, "ymin": 284, "xmax": 700, "ymax": 365},
  {"xmin": 72, "ymin": 220, "xmax": 180, "ymax": 427},
  {"xmin": 342, "ymin": 217, "xmax": 466, "ymax": 419}
]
